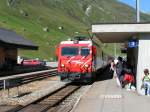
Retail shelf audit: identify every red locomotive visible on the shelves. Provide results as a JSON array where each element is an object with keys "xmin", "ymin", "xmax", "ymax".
[{"xmin": 56, "ymin": 36, "xmax": 97, "ymax": 82}]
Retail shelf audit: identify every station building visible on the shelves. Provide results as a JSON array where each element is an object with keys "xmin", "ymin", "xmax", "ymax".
[
  {"xmin": 92, "ymin": 23, "xmax": 150, "ymax": 94},
  {"xmin": 0, "ymin": 28, "xmax": 38, "ymax": 70}
]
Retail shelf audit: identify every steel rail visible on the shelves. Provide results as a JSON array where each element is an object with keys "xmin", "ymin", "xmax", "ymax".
[{"xmin": 6, "ymin": 84, "xmax": 80, "ymax": 112}]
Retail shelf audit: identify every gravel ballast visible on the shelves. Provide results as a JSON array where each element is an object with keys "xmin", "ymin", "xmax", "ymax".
[{"xmin": 0, "ymin": 77, "xmax": 68, "ymax": 106}]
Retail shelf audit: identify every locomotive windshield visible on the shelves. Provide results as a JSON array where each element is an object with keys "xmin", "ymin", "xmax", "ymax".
[
  {"xmin": 61, "ymin": 47, "xmax": 79, "ymax": 56},
  {"xmin": 81, "ymin": 47, "xmax": 90, "ymax": 56}
]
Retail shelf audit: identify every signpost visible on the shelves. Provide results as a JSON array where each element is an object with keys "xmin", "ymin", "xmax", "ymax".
[{"xmin": 128, "ymin": 40, "xmax": 138, "ymax": 48}]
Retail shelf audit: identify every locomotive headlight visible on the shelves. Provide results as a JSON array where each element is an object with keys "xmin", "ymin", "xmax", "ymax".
[
  {"xmin": 84, "ymin": 64, "xmax": 89, "ymax": 68},
  {"xmin": 61, "ymin": 64, "xmax": 65, "ymax": 67}
]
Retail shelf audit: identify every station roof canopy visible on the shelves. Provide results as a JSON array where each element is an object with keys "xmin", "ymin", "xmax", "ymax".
[
  {"xmin": 0, "ymin": 28, "xmax": 38, "ymax": 50},
  {"xmin": 92, "ymin": 23, "xmax": 150, "ymax": 43}
]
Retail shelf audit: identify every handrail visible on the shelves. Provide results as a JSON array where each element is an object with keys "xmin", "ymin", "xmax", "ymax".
[
  {"xmin": 0, "ymin": 69, "xmax": 57, "ymax": 81},
  {"xmin": 0, "ymin": 69, "xmax": 57, "ymax": 90}
]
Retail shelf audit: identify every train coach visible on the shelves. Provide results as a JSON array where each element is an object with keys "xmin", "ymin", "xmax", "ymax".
[{"xmin": 56, "ymin": 36, "xmax": 107, "ymax": 83}]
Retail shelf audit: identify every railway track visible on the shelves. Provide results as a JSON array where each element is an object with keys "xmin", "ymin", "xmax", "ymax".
[
  {"xmin": 0, "ymin": 69, "xmax": 57, "ymax": 89},
  {"xmin": 1, "ymin": 84, "xmax": 80, "ymax": 112}
]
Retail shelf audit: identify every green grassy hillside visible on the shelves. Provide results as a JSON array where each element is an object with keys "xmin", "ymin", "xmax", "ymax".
[{"xmin": 0, "ymin": 0, "xmax": 149, "ymax": 60}]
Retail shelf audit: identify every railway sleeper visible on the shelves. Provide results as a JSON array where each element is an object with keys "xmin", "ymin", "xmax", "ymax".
[{"xmin": 16, "ymin": 85, "xmax": 80, "ymax": 112}]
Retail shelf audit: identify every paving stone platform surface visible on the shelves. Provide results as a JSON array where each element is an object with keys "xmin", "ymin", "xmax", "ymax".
[{"xmin": 73, "ymin": 79, "xmax": 150, "ymax": 112}]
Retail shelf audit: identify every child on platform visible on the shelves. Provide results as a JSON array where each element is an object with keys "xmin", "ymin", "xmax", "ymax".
[{"xmin": 141, "ymin": 69, "xmax": 150, "ymax": 96}]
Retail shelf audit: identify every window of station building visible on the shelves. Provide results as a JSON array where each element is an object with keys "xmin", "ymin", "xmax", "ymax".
[
  {"xmin": 81, "ymin": 47, "xmax": 90, "ymax": 56},
  {"xmin": 61, "ymin": 47, "xmax": 79, "ymax": 56}
]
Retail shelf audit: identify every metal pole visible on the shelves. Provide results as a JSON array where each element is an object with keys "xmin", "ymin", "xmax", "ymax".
[
  {"xmin": 114, "ymin": 43, "xmax": 117, "ymax": 57},
  {"xmin": 3, "ymin": 80, "xmax": 6, "ymax": 90},
  {"xmin": 136, "ymin": 0, "xmax": 140, "ymax": 22}
]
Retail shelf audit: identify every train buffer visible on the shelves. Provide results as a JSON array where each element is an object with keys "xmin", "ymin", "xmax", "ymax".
[{"xmin": 72, "ymin": 79, "xmax": 150, "ymax": 112}]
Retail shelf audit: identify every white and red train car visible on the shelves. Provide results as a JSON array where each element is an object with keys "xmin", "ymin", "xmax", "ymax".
[{"xmin": 56, "ymin": 37, "xmax": 97, "ymax": 82}]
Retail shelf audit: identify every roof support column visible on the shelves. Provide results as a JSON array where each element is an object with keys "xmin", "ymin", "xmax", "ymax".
[
  {"xmin": 136, "ymin": 0, "xmax": 140, "ymax": 22},
  {"xmin": 137, "ymin": 34, "xmax": 150, "ymax": 94}
]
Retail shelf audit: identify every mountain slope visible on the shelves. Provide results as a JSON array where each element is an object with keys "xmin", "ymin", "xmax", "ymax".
[{"xmin": 0, "ymin": 0, "xmax": 149, "ymax": 60}]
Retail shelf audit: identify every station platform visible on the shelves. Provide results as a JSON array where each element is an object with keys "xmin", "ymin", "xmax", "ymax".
[{"xmin": 73, "ymin": 79, "xmax": 150, "ymax": 112}]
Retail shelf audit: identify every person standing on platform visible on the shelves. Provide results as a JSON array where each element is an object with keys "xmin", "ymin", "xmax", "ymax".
[
  {"xmin": 122, "ymin": 69, "xmax": 135, "ymax": 89},
  {"xmin": 141, "ymin": 69, "xmax": 150, "ymax": 96},
  {"xmin": 115, "ymin": 57, "xmax": 123, "ymax": 86},
  {"xmin": 108, "ymin": 58, "xmax": 115, "ymax": 78}
]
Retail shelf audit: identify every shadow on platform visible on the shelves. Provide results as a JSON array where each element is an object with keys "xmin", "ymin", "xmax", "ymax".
[{"xmin": 95, "ymin": 64, "xmax": 113, "ymax": 82}]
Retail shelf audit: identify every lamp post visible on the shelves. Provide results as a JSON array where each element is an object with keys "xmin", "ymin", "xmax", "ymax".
[
  {"xmin": 114, "ymin": 43, "xmax": 117, "ymax": 58},
  {"xmin": 136, "ymin": 0, "xmax": 140, "ymax": 22}
]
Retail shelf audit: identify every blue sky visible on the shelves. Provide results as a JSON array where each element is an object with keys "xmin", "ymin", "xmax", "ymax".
[{"xmin": 119, "ymin": 0, "xmax": 150, "ymax": 13}]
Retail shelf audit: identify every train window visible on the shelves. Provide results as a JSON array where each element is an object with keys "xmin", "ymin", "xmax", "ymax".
[
  {"xmin": 81, "ymin": 47, "xmax": 90, "ymax": 56},
  {"xmin": 61, "ymin": 47, "xmax": 79, "ymax": 56}
]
